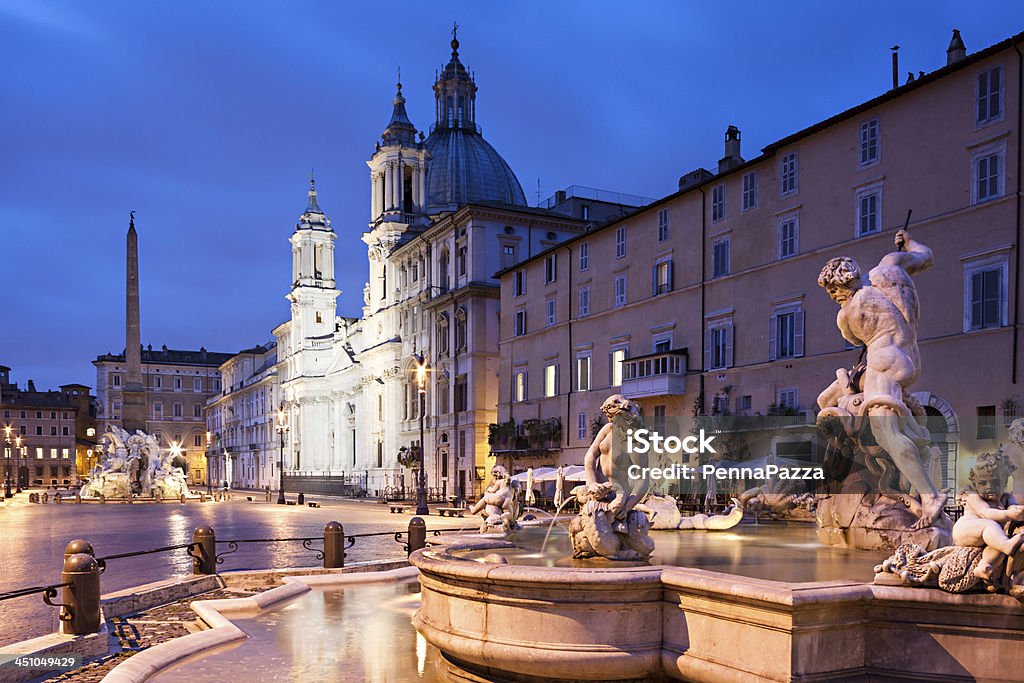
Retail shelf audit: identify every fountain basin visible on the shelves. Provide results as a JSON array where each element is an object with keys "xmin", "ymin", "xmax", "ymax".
[{"xmin": 411, "ymin": 536, "xmax": 1024, "ymax": 682}]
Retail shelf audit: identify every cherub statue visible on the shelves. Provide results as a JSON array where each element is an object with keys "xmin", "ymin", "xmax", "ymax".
[
  {"xmin": 954, "ymin": 450, "xmax": 1024, "ymax": 582},
  {"xmin": 1006, "ymin": 418, "xmax": 1024, "ymax": 497},
  {"xmin": 816, "ymin": 229, "xmax": 946, "ymax": 530},
  {"xmin": 875, "ymin": 450, "xmax": 1024, "ymax": 599},
  {"xmin": 570, "ymin": 395, "xmax": 655, "ymax": 560},
  {"xmin": 469, "ymin": 465, "xmax": 520, "ymax": 534}
]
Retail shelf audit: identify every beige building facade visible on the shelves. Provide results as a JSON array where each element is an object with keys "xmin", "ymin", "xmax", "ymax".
[{"xmin": 497, "ymin": 30, "xmax": 1023, "ymax": 491}]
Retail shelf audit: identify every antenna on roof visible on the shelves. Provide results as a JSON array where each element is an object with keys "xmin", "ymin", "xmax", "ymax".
[{"xmin": 536, "ymin": 178, "xmax": 541, "ymax": 207}]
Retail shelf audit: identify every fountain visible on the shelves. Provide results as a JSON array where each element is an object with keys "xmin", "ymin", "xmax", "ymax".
[
  {"xmin": 80, "ymin": 425, "xmax": 193, "ymax": 500},
  {"xmin": 407, "ymin": 231, "xmax": 1024, "ymax": 681}
]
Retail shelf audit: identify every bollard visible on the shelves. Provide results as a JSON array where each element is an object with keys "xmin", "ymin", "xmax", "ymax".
[
  {"xmin": 323, "ymin": 521, "xmax": 345, "ymax": 568},
  {"xmin": 60, "ymin": 553, "xmax": 101, "ymax": 635},
  {"xmin": 75, "ymin": 493, "xmax": 81, "ymax": 504},
  {"xmin": 64, "ymin": 539, "xmax": 95, "ymax": 563},
  {"xmin": 408, "ymin": 517, "xmax": 426, "ymax": 556},
  {"xmin": 298, "ymin": 492, "xmax": 305, "ymax": 506},
  {"xmin": 193, "ymin": 526, "xmax": 217, "ymax": 575},
  {"xmin": 200, "ymin": 492, "xmax": 206, "ymax": 503}
]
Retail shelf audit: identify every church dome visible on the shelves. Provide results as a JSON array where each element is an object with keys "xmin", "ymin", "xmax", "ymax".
[
  {"xmin": 424, "ymin": 128, "xmax": 527, "ymax": 211},
  {"xmin": 423, "ymin": 28, "xmax": 527, "ymax": 213}
]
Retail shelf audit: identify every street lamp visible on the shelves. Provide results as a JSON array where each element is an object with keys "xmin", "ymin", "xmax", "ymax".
[
  {"xmin": 14, "ymin": 435, "xmax": 23, "ymax": 494},
  {"xmin": 205, "ymin": 431, "xmax": 212, "ymax": 493},
  {"xmin": 414, "ymin": 354, "xmax": 429, "ymax": 515},
  {"xmin": 3, "ymin": 425, "xmax": 12, "ymax": 498},
  {"xmin": 276, "ymin": 408, "xmax": 289, "ymax": 505}
]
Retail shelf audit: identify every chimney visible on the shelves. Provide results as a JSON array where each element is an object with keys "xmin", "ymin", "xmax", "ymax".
[
  {"xmin": 947, "ymin": 29, "xmax": 966, "ymax": 65},
  {"xmin": 554, "ymin": 190, "xmax": 567, "ymax": 205},
  {"xmin": 28, "ymin": 379, "xmax": 36, "ymax": 392},
  {"xmin": 891, "ymin": 46, "xmax": 899, "ymax": 89},
  {"xmin": 718, "ymin": 126, "xmax": 744, "ymax": 174}
]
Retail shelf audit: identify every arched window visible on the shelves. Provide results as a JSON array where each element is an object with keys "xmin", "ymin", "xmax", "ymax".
[
  {"xmin": 457, "ymin": 96, "xmax": 465, "ymax": 126},
  {"xmin": 439, "ymin": 249, "xmax": 450, "ymax": 293},
  {"xmin": 446, "ymin": 96, "xmax": 453, "ymax": 127}
]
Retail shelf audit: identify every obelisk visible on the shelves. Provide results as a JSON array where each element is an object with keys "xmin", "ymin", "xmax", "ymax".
[{"xmin": 121, "ymin": 211, "xmax": 147, "ymax": 433}]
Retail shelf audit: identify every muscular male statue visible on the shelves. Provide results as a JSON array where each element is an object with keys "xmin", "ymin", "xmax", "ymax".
[{"xmin": 817, "ymin": 230, "xmax": 946, "ymax": 528}]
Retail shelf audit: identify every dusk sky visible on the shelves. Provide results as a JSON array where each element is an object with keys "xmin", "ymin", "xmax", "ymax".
[{"xmin": 2, "ymin": 1, "xmax": 1022, "ymax": 391}]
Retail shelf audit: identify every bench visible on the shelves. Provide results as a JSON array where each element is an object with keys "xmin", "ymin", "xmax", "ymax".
[
  {"xmin": 286, "ymin": 500, "xmax": 297, "ymax": 506},
  {"xmin": 390, "ymin": 505, "xmax": 412, "ymax": 514},
  {"xmin": 437, "ymin": 507, "xmax": 466, "ymax": 518},
  {"xmin": 307, "ymin": 501, "xmax": 321, "ymax": 508}
]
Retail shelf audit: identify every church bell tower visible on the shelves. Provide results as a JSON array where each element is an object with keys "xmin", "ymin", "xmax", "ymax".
[{"xmin": 287, "ymin": 178, "xmax": 339, "ymax": 346}]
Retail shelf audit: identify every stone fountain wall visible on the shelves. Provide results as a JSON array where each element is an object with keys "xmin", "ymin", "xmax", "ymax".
[{"xmin": 412, "ymin": 538, "xmax": 1024, "ymax": 682}]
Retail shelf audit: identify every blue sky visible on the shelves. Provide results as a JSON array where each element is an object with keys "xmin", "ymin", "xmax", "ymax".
[{"xmin": 2, "ymin": 1, "xmax": 1022, "ymax": 390}]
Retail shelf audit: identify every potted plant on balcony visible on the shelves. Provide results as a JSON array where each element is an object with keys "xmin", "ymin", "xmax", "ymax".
[{"xmin": 487, "ymin": 420, "xmax": 517, "ymax": 451}]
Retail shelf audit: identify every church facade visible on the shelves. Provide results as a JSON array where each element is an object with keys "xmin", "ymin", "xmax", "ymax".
[{"xmin": 271, "ymin": 34, "xmax": 639, "ymax": 498}]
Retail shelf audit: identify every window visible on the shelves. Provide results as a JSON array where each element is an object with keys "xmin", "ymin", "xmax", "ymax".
[
  {"xmin": 35, "ymin": 426, "xmax": 42, "ymax": 436},
  {"xmin": 154, "ymin": 376, "xmax": 162, "ymax": 389},
  {"xmin": 653, "ymin": 338, "xmax": 671, "ymax": 353},
  {"xmin": 859, "ymin": 118, "xmax": 879, "ymax": 167},
  {"xmin": 973, "ymin": 143, "xmax": 1005, "ymax": 204},
  {"xmin": 316, "ymin": 311, "xmax": 323, "ymax": 324},
  {"xmin": 705, "ymin": 318, "xmax": 734, "ymax": 370},
  {"xmin": 770, "ymin": 305, "xmax": 805, "ymax": 360},
  {"xmin": 653, "ymin": 260, "xmax": 673, "ymax": 295},
  {"xmin": 513, "ymin": 370, "xmax": 527, "ymax": 403},
  {"xmin": 964, "ymin": 254, "xmax": 1008, "ymax": 331},
  {"xmin": 437, "ymin": 315, "xmax": 450, "ymax": 354},
  {"xmin": 711, "ymin": 184, "xmax": 725, "ymax": 222},
  {"xmin": 154, "ymin": 402, "xmax": 163, "ymax": 417},
  {"xmin": 778, "ymin": 215, "xmax": 798, "ymax": 258},
  {"xmin": 578, "ymin": 286, "xmax": 590, "ymax": 317},
  {"xmin": 579, "ymin": 243, "xmax": 590, "ymax": 271},
  {"xmin": 455, "ymin": 310, "xmax": 467, "ymax": 351},
  {"xmin": 977, "ymin": 65, "xmax": 1004, "ymax": 125},
  {"xmin": 610, "ymin": 348, "xmax": 626, "ymax": 386},
  {"xmin": 194, "ymin": 434, "xmax": 203, "ymax": 447},
  {"xmin": 615, "ymin": 226, "xmax": 626, "ymax": 259},
  {"xmin": 62, "ymin": 448, "xmax": 69, "ymax": 459},
  {"xmin": 503, "ymin": 245, "xmax": 515, "ymax": 256},
  {"xmin": 658, "ymin": 209, "xmax": 670, "ymax": 242},
  {"xmin": 113, "ymin": 374, "xmax": 121, "ymax": 387},
  {"xmin": 712, "ymin": 238, "xmax": 730, "ymax": 278},
  {"xmin": 577, "ymin": 412, "xmax": 587, "ymax": 440},
  {"xmin": 581, "ymin": 205, "xmax": 589, "ymax": 221},
  {"xmin": 736, "ymin": 395, "xmax": 752, "ymax": 412},
  {"xmin": 576, "ymin": 354, "xmax": 592, "ymax": 392},
  {"xmin": 856, "ymin": 184, "xmax": 882, "ymax": 236},
  {"xmin": 36, "ymin": 447, "xmax": 43, "ymax": 460},
  {"xmin": 62, "ymin": 426, "xmax": 69, "ymax": 436},
  {"xmin": 112, "ymin": 401, "xmax": 121, "ymax": 417},
  {"xmin": 777, "ymin": 388, "xmax": 798, "ymax": 411},
  {"xmin": 544, "ymin": 363, "xmax": 559, "ymax": 398},
  {"xmin": 193, "ymin": 378, "xmax": 202, "ymax": 391},
  {"xmin": 742, "ymin": 172, "xmax": 757, "ymax": 211},
  {"xmin": 780, "ymin": 152, "xmax": 798, "ymax": 196},
  {"xmin": 454, "ymin": 375, "xmax": 468, "ymax": 412},
  {"xmin": 50, "ymin": 426, "xmax": 57, "ymax": 436},
  {"xmin": 544, "ymin": 254, "xmax": 557, "ymax": 283},
  {"xmin": 545, "ymin": 299, "xmax": 556, "ymax": 327},
  {"xmin": 514, "ymin": 310, "xmax": 527, "ymax": 337},
  {"xmin": 173, "ymin": 403, "xmax": 183, "ymax": 417},
  {"xmin": 513, "ymin": 269, "xmax": 526, "ymax": 297},
  {"xmin": 193, "ymin": 403, "xmax": 202, "ymax": 418},
  {"xmin": 174, "ymin": 377, "xmax": 182, "ymax": 390},
  {"xmin": 977, "ymin": 406, "xmax": 997, "ymax": 439},
  {"xmin": 457, "ymin": 246, "xmax": 467, "ymax": 277},
  {"xmin": 614, "ymin": 275, "xmax": 627, "ymax": 307}
]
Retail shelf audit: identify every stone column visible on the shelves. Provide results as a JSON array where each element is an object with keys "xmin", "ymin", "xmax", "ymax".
[
  {"xmin": 397, "ymin": 163, "xmax": 405, "ymax": 214},
  {"xmin": 371, "ymin": 172, "xmax": 379, "ymax": 220},
  {"xmin": 419, "ymin": 163, "xmax": 427, "ymax": 212},
  {"xmin": 384, "ymin": 164, "xmax": 393, "ymax": 211}
]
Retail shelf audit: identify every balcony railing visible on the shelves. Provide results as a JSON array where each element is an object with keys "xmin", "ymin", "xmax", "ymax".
[{"xmin": 620, "ymin": 351, "xmax": 686, "ymax": 399}]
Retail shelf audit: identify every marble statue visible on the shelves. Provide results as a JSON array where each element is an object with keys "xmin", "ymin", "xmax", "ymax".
[
  {"xmin": 814, "ymin": 229, "xmax": 951, "ymax": 551},
  {"xmin": 640, "ymin": 494, "xmax": 744, "ymax": 530},
  {"xmin": 738, "ymin": 481, "xmax": 817, "ymax": 521},
  {"xmin": 80, "ymin": 425, "xmax": 191, "ymax": 499},
  {"xmin": 469, "ymin": 465, "xmax": 521, "ymax": 534},
  {"xmin": 1006, "ymin": 418, "xmax": 1024, "ymax": 497},
  {"xmin": 875, "ymin": 450, "xmax": 1024, "ymax": 600},
  {"xmin": 569, "ymin": 395, "xmax": 655, "ymax": 560}
]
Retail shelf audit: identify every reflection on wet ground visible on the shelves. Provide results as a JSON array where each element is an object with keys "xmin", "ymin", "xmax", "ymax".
[{"xmin": 152, "ymin": 580, "xmax": 442, "ymax": 683}]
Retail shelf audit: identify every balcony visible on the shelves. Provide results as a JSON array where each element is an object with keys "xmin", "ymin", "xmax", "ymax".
[{"xmin": 620, "ymin": 351, "xmax": 686, "ymax": 399}]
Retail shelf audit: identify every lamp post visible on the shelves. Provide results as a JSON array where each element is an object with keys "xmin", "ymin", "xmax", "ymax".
[
  {"xmin": 414, "ymin": 355, "xmax": 429, "ymax": 515},
  {"xmin": 276, "ymin": 408, "xmax": 289, "ymax": 505},
  {"xmin": 205, "ymin": 432, "xmax": 212, "ymax": 494},
  {"xmin": 14, "ymin": 435, "xmax": 23, "ymax": 494},
  {"xmin": 3, "ymin": 425, "xmax": 12, "ymax": 498}
]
